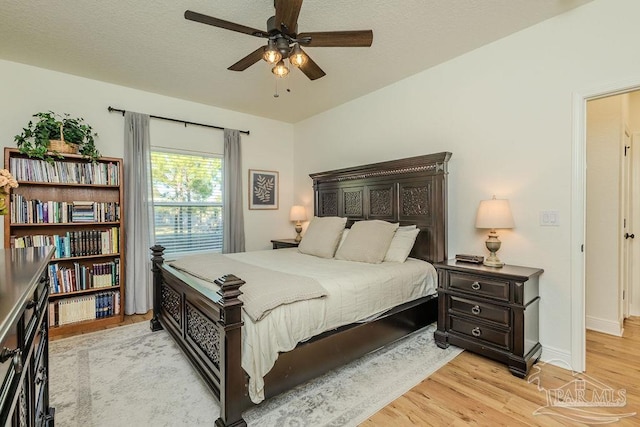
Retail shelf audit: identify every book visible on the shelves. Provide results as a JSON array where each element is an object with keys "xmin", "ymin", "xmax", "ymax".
[{"xmin": 455, "ymin": 254, "xmax": 484, "ymax": 264}]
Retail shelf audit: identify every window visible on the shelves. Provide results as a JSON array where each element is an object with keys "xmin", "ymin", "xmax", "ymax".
[{"xmin": 151, "ymin": 150, "xmax": 223, "ymax": 256}]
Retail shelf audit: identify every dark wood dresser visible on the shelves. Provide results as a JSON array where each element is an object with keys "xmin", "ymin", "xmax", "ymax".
[
  {"xmin": 434, "ymin": 260, "xmax": 543, "ymax": 378},
  {"xmin": 1, "ymin": 247, "xmax": 55, "ymax": 426}
]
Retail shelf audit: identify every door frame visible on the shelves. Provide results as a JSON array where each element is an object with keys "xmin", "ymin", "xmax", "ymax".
[
  {"xmin": 632, "ymin": 132, "xmax": 640, "ymax": 317},
  {"xmin": 571, "ymin": 79, "xmax": 640, "ymax": 372},
  {"xmin": 621, "ymin": 126, "xmax": 632, "ymax": 320}
]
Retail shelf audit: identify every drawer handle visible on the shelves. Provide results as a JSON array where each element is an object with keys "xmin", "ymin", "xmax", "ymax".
[
  {"xmin": 471, "ymin": 281, "xmax": 481, "ymax": 290},
  {"xmin": 471, "ymin": 327, "xmax": 482, "ymax": 337},
  {"xmin": 471, "ymin": 305, "xmax": 481, "ymax": 315},
  {"xmin": 0, "ymin": 347, "xmax": 18, "ymax": 363},
  {"xmin": 35, "ymin": 367, "xmax": 47, "ymax": 385},
  {"xmin": 0, "ymin": 348, "xmax": 23, "ymax": 374},
  {"xmin": 36, "ymin": 372, "xmax": 47, "ymax": 385}
]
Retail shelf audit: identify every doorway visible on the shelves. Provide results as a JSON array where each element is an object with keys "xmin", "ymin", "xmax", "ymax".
[
  {"xmin": 572, "ymin": 83, "xmax": 640, "ymax": 372},
  {"xmin": 581, "ymin": 89, "xmax": 640, "ymax": 369}
]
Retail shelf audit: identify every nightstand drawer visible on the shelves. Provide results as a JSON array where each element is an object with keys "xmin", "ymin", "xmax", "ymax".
[
  {"xmin": 450, "ymin": 316, "xmax": 510, "ymax": 350},
  {"xmin": 449, "ymin": 295, "xmax": 510, "ymax": 326},
  {"xmin": 449, "ymin": 272, "xmax": 509, "ymax": 301}
]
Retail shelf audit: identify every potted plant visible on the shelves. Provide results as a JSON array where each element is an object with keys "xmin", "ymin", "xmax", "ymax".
[{"xmin": 14, "ymin": 111, "xmax": 101, "ymax": 162}]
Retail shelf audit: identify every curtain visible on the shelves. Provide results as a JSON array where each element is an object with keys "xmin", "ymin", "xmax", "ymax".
[
  {"xmin": 123, "ymin": 111, "xmax": 155, "ymax": 314},
  {"xmin": 223, "ymin": 128, "xmax": 245, "ymax": 253}
]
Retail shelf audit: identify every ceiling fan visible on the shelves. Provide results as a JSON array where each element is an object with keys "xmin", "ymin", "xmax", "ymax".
[{"xmin": 184, "ymin": 0, "xmax": 373, "ymax": 80}]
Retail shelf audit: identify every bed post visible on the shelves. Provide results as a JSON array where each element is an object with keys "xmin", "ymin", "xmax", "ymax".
[
  {"xmin": 214, "ymin": 274, "xmax": 247, "ymax": 427},
  {"xmin": 150, "ymin": 245, "xmax": 165, "ymax": 332}
]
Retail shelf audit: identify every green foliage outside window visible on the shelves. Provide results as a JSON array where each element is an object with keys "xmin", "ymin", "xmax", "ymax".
[{"xmin": 151, "ymin": 151, "xmax": 223, "ymax": 255}]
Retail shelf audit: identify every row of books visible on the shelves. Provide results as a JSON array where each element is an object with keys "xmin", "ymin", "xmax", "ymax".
[
  {"xmin": 49, "ymin": 291, "xmax": 121, "ymax": 326},
  {"xmin": 9, "ymin": 157, "xmax": 119, "ymax": 185},
  {"xmin": 11, "ymin": 228, "xmax": 120, "ymax": 258},
  {"xmin": 10, "ymin": 195, "xmax": 120, "ymax": 224},
  {"xmin": 49, "ymin": 259, "xmax": 120, "ymax": 294},
  {"xmin": 72, "ymin": 201, "xmax": 94, "ymax": 222}
]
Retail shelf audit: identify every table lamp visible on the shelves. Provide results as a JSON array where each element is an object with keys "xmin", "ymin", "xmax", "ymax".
[
  {"xmin": 475, "ymin": 196, "xmax": 514, "ymax": 267},
  {"xmin": 289, "ymin": 205, "xmax": 307, "ymax": 242}
]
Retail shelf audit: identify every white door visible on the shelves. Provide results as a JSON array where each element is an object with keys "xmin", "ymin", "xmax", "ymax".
[{"xmin": 621, "ymin": 127, "xmax": 633, "ymax": 319}]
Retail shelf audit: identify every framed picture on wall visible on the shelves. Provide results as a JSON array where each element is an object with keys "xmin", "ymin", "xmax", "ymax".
[{"xmin": 249, "ymin": 169, "xmax": 279, "ymax": 210}]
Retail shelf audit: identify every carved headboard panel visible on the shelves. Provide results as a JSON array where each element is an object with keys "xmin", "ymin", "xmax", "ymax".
[{"xmin": 309, "ymin": 152, "xmax": 451, "ymax": 264}]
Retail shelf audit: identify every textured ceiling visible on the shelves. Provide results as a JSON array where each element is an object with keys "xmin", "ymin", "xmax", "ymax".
[{"xmin": 0, "ymin": 0, "xmax": 592, "ymax": 123}]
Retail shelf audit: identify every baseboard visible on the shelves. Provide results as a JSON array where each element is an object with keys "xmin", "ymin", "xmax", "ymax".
[
  {"xmin": 585, "ymin": 315, "xmax": 623, "ymax": 336},
  {"xmin": 540, "ymin": 345, "xmax": 574, "ymax": 371}
]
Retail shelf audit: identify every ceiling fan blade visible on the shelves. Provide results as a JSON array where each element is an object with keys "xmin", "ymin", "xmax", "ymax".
[
  {"xmin": 297, "ymin": 30, "xmax": 373, "ymax": 47},
  {"xmin": 274, "ymin": 0, "xmax": 303, "ymax": 34},
  {"xmin": 297, "ymin": 49, "xmax": 325, "ymax": 80},
  {"xmin": 185, "ymin": 10, "xmax": 268, "ymax": 38},
  {"xmin": 228, "ymin": 46, "xmax": 265, "ymax": 71}
]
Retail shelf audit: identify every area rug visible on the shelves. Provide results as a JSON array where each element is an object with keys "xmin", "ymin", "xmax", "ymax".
[{"xmin": 49, "ymin": 321, "xmax": 462, "ymax": 426}]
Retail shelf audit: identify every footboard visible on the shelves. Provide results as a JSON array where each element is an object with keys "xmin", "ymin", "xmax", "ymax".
[{"xmin": 149, "ymin": 245, "xmax": 248, "ymax": 427}]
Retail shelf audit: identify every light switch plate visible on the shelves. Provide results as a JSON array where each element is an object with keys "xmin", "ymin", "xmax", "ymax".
[{"xmin": 540, "ymin": 210, "xmax": 560, "ymax": 226}]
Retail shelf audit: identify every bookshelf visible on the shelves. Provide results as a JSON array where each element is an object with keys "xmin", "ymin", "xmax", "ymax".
[{"xmin": 3, "ymin": 147, "xmax": 125, "ymax": 337}]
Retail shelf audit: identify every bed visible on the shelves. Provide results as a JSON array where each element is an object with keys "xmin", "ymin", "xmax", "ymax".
[{"xmin": 149, "ymin": 152, "xmax": 451, "ymax": 427}]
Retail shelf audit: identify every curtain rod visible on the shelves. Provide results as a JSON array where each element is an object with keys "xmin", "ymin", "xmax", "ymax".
[{"xmin": 107, "ymin": 106, "xmax": 250, "ymax": 135}]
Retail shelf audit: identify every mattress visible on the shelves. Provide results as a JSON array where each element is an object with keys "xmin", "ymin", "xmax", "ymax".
[{"xmin": 177, "ymin": 248, "xmax": 438, "ymax": 403}]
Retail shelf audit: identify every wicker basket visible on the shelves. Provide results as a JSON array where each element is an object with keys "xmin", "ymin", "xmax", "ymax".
[
  {"xmin": 48, "ymin": 139, "xmax": 79, "ymax": 154},
  {"xmin": 48, "ymin": 122, "xmax": 79, "ymax": 154}
]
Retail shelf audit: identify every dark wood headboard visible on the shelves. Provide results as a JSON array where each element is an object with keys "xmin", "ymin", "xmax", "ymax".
[{"xmin": 309, "ymin": 152, "xmax": 452, "ymax": 264}]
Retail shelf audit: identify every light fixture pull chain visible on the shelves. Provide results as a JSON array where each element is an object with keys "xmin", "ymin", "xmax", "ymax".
[{"xmin": 274, "ymin": 77, "xmax": 279, "ymax": 98}]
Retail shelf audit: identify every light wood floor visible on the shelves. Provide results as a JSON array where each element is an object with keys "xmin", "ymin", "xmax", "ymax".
[
  {"xmin": 52, "ymin": 314, "xmax": 640, "ymax": 425},
  {"xmin": 362, "ymin": 317, "xmax": 640, "ymax": 426}
]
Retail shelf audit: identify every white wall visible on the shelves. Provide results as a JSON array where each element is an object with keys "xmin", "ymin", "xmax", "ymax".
[
  {"xmin": 292, "ymin": 0, "xmax": 640, "ymax": 365},
  {"xmin": 0, "ymin": 59, "xmax": 295, "ymax": 251}
]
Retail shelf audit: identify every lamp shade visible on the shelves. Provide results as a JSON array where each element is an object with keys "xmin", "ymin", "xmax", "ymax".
[
  {"xmin": 475, "ymin": 198, "xmax": 514, "ymax": 229},
  {"xmin": 289, "ymin": 205, "xmax": 307, "ymax": 222}
]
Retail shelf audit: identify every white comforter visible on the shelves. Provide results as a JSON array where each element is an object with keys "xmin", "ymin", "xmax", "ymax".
[{"xmin": 189, "ymin": 248, "xmax": 437, "ymax": 403}]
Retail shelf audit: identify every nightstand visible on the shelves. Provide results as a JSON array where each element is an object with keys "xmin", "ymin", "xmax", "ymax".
[
  {"xmin": 433, "ymin": 260, "xmax": 543, "ymax": 378},
  {"xmin": 270, "ymin": 238, "xmax": 300, "ymax": 249}
]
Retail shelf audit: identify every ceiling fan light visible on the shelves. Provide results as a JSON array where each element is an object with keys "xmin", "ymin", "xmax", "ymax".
[
  {"xmin": 263, "ymin": 40, "xmax": 282, "ymax": 64},
  {"xmin": 289, "ymin": 43, "xmax": 307, "ymax": 68},
  {"xmin": 272, "ymin": 60, "xmax": 290, "ymax": 78}
]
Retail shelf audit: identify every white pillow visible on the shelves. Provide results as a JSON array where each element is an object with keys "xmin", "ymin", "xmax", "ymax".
[
  {"xmin": 298, "ymin": 216, "xmax": 347, "ymax": 258},
  {"xmin": 337, "ymin": 228, "xmax": 349, "ymax": 250},
  {"xmin": 335, "ymin": 220, "xmax": 399, "ymax": 264},
  {"xmin": 398, "ymin": 225, "xmax": 417, "ymax": 231},
  {"xmin": 338, "ymin": 225, "xmax": 410, "ymax": 252},
  {"xmin": 384, "ymin": 227, "xmax": 420, "ymax": 263}
]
